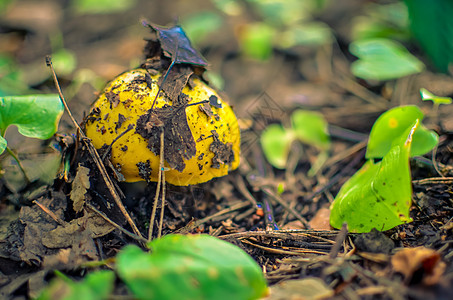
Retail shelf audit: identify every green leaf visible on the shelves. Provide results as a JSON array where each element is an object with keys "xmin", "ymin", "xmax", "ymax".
[
  {"xmin": 366, "ymin": 105, "xmax": 438, "ymax": 158},
  {"xmin": 291, "ymin": 110, "xmax": 330, "ymax": 150},
  {"xmin": 72, "ymin": 0, "xmax": 136, "ymax": 14},
  {"xmin": 351, "ymin": 3, "xmax": 409, "ymax": 41},
  {"xmin": 420, "ymin": 88, "xmax": 452, "ymax": 105},
  {"xmin": 180, "ymin": 12, "xmax": 223, "ymax": 45},
  {"xmin": 260, "ymin": 124, "xmax": 294, "ymax": 169},
  {"xmin": 0, "ymin": 54, "xmax": 31, "ymax": 96},
  {"xmin": 51, "ymin": 49, "xmax": 77, "ymax": 76},
  {"xmin": 279, "ymin": 22, "xmax": 332, "ymax": 48},
  {"xmin": 330, "ymin": 122, "xmax": 417, "ymax": 233},
  {"xmin": 0, "ymin": 94, "xmax": 64, "ymax": 139},
  {"xmin": 0, "ymin": 136, "xmax": 6, "ymax": 154},
  {"xmin": 37, "ymin": 270, "xmax": 115, "ymax": 300},
  {"xmin": 240, "ymin": 22, "xmax": 275, "ymax": 60},
  {"xmin": 350, "ymin": 38, "xmax": 424, "ymax": 81},
  {"xmin": 404, "ymin": 0, "xmax": 453, "ymax": 73},
  {"xmin": 116, "ymin": 234, "xmax": 268, "ymax": 300}
]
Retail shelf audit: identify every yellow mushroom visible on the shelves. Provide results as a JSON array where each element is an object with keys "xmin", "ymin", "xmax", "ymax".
[{"xmin": 84, "ymin": 68, "xmax": 240, "ymax": 186}]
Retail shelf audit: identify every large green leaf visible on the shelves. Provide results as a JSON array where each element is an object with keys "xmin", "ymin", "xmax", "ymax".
[
  {"xmin": 116, "ymin": 234, "xmax": 268, "ymax": 300},
  {"xmin": 350, "ymin": 38, "xmax": 424, "ymax": 81},
  {"xmin": 0, "ymin": 94, "xmax": 64, "ymax": 147},
  {"xmin": 330, "ymin": 122, "xmax": 417, "ymax": 233},
  {"xmin": 404, "ymin": 0, "xmax": 453, "ymax": 73},
  {"xmin": 366, "ymin": 105, "xmax": 438, "ymax": 158}
]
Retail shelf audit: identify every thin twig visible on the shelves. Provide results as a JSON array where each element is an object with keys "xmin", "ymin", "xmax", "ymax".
[
  {"xmin": 219, "ymin": 230, "xmax": 338, "ymax": 244},
  {"xmin": 324, "ymin": 139, "xmax": 367, "ymax": 169},
  {"xmin": 33, "ymin": 199, "xmax": 68, "ymax": 226},
  {"xmin": 149, "ymin": 39, "xmax": 179, "ymax": 112},
  {"xmin": 158, "ymin": 131, "xmax": 166, "ymax": 238},
  {"xmin": 241, "ymin": 239, "xmax": 329, "ymax": 256},
  {"xmin": 158, "ymin": 171, "xmax": 166, "ymax": 238},
  {"xmin": 262, "ymin": 187, "xmax": 310, "ymax": 229},
  {"xmin": 86, "ymin": 203, "xmax": 148, "ymax": 244},
  {"xmin": 148, "ymin": 130, "xmax": 164, "ymax": 240},
  {"xmin": 329, "ymin": 223, "xmax": 348, "ymax": 259},
  {"xmin": 412, "ymin": 177, "xmax": 453, "ymax": 185},
  {"xmin": 234, "ymin": 175, "xmax": 257, "ymax": 206},
  {"xmin": 431, "ymin": 143, "xmax": 445, "ymax": 178},
  {"xmin": 101, "ymin": 124, "xmax": 134, "ymax": 162},
  {"xmin": 46, "ymin": 56, "xmax": 143, "ymax": 239},
  {"xmin": 175, "ymin": 201, "xmax": 250, "ymax": 234}
]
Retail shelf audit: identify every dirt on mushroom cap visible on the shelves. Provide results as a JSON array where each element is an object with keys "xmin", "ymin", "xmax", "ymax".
[{"xmin": 84, "ymin": 68, "xmax": 240, "ymax": 186}]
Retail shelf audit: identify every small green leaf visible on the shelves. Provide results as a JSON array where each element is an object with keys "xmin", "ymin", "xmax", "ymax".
[
  {"xmin": 240, "ymin": 22, "xmax": 275, "ymax": 60},
  {"xmin": 37, "ymin": 270, "xmax": 115, "ymax": 300},
  {"xmin": 116, "ymin": 234, "xmax": 268, "ymax": 300},
  {"xmin": 72, "ymin": 0, "xmax": 136, "ymax": 14},
  {"xmin": 260, "ymin": 124, "xmax": 294, "ymax": 169},
  {"xmin": 330, "ymin": 122, "xmax": 417, "ymax": 233},
  {"xmin": 420, "ymin": 88, "xmax": 452, "ymax": 105},
  {"xmin": 51, "ymin": 49, "xmax": 77, "ymax": 76},
  {"xmin": 291, "ymin": 110, "xmax": 330, "ymax": 150},
  {"xmin": 366, "ymin": 105, "xmax": 438, "ymax": 158},
  {"xmin": 279, "ymin": 22, "xmax": 332, "ymax": 48},
  {"xmin": 0, "ymin": 94, "xmax": 64, "ymax": 139},
  {"xmin": 0, "ymin": 136, "xmax": 6, "ymax": 154},
  {"xmin": 180, "ymin": 12, "xmax": 223, "ymax": 45},
  {"xmin": 351, "ymin": 3, "xmax": 409, "ymax": 41},
  {"xmin": 350, "ymin": 38, "xmax": 424, "ymax": 81}
]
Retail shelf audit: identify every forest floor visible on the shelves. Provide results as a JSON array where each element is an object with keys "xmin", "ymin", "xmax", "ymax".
[{"xmin": 1, "ymin": 0, "xmax": 453, "ymax": 299}]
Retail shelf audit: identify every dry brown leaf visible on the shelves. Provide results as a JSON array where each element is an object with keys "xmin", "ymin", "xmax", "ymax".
[
  {"xmin": 267, "ymin": 277, "xmax": 334, "ymax": 300},
  {"xmin": 282, "ymin": 220, "xmax": 305, "ymax": 230},
  {"xmin": 42, "ymin": 209, "xmax": 115, "ymax": 249},
  {"xmin": 17, "ymin": 192, "xmax": 67, "ymax": 265},
  {"xmin": 391, "ymin": 246, "xmax": 446, "ymax": 285},
  {"xmin": 70, "ymin": 164, "xmax": 90, "ymax": 213}
]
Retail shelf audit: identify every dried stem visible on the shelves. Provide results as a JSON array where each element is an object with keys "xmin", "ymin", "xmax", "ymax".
[
  {"xmin": 148, "ymin": 130, "xmax": 165, "ymax": 240},
  {"xmin": 5, "ymin": 146, "xmax": 30, "ymax": 184},
  {"xmin": 46, "ymin": 56, "xmax": 143, "ymax": 240}
]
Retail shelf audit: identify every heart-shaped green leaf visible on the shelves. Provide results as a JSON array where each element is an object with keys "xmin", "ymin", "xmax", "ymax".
[
  {"xmin": 0, "ymin": 94, "xmax": 64, "ymax": 153},
  {"xmin": 116, "ymin": 234, "xmax": 268, "ymax": 300},
  {"xmin": 260, "ymin": 124, "xmax": 294, "ymax": 169},
  {"xmin": 350, "ymin": 38, "xmax": 424, "ymax": 81},
  {"xmin": 330, "ymin": 122, "xmax": 417, "ymax": 233},
  {"xmin": 291, "ymin": 109, "xmax": 330, "ymax": 150},
  {"xmin": 366, "ymin": 105, "xmax": 438, "ymax": 158}
]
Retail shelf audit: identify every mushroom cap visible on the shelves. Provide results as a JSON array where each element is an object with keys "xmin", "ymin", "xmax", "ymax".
[{"xmin": 84, "ymin": 68, "xmax": 240, "ymax": 186}]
